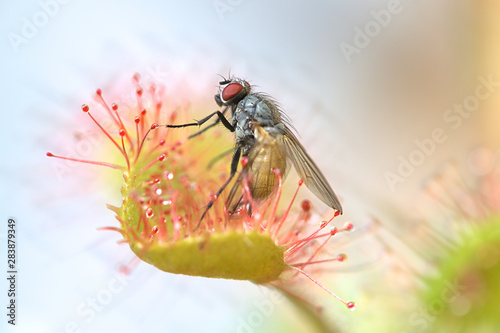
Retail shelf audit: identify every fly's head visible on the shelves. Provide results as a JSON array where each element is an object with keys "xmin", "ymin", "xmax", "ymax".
[{"xmin": 215, "ymin": 77, "xmax": 251, "ymax": 107}]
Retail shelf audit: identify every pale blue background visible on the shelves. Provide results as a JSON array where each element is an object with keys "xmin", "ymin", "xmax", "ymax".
[{"xmin": 0, "ymin": 1, "xmax": 481, "ymax": 332}]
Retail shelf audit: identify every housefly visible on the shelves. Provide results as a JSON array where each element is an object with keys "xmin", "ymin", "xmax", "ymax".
[{"xmin": 165, "ymin": 76, "xmax": 343, "ymax": 221}]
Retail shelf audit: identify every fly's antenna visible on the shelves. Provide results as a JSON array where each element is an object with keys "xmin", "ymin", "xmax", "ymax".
[
  {"xmin": 217, "ymin": 70, "xmax": 233, "ymax": 85},
  {"xmin": 217, "ymin": 73, "xmax": 227, "ymax": 82}
]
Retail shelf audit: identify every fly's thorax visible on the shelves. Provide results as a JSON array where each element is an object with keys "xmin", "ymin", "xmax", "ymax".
[
  {"xmin": 233, "ymin": 117, "xmax": 254, "ymax": 155},
  {"xmin": 235, "ymin": 94, "xmax": 282, "ymax": 127},
  {"xmin": 233, "ymin": 94, "xmax": 284, "ymax": 151},
  {"xmin": 251, "ymin": 94, "xmax": 282, "ymax": 127},
  {"xmin": 232, "ymin": 99, "xmax": 255, "ymax": 154}
]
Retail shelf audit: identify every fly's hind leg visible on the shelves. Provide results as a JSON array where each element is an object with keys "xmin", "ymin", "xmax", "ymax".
[
  {"xmin": 197, "ymin": 146, "xmax": 242, "ymax": 227},
  {"xmin": 206, "ymin": 147, "xmax": 234, "ymax": 170}
]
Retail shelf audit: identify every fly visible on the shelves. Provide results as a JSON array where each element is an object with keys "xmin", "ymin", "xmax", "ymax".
[{"xmin": 165, "ymin": 76, "xmax": 343, "ymax": 222}]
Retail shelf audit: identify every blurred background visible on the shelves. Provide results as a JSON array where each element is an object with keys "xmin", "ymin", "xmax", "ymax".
[{"xmin": 1, "ymin": 0, "xmax": 499, "ymax": 332}]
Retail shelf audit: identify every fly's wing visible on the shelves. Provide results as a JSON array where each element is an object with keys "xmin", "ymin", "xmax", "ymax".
[
  {"xmin": 226, "ymin": 125, "xmax": 288, "ymax": 213},
  {"xmin": 281, "ymin": 127, "xmax": 343, "ymax": 214}
]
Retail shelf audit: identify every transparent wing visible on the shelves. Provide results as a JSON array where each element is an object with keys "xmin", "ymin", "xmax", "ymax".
[
  {"xmin": 281, "ymin": 127, "xmax": 343, "ymax": 214},
  {"xmin": 226, "ymin": 125, "xmax": 288, "ymax": 213}
]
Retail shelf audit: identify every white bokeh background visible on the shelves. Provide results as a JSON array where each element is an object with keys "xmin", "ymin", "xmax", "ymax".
[{"xmin": 0, "ymin": 1, "xmax": 486, "ymax": 332}]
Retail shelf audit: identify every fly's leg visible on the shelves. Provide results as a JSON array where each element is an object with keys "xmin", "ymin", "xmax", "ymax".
[
  {"xmin": 165, "ymin": 107, "xmax": 232, "ymax": 136},
  {"xmin": 198, "ymin": 146, "xmax": 241, "ymax": 227},
  {"xmin": 188, "ymin": 106, "xmax": 230, "ymax": 139},
  {"xmin": 206, "ymin": 147, "xmax": 234, "ymax": 170},
  {"xmin": 166, "ymin": 109, "xmax": 234, "ymax": 131}
]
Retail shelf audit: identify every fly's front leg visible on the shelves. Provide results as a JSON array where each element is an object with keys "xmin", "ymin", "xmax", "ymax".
[
  {"xmin": 164, "ymin": 105, "xmax": 233, "ymax": 138},
  {"xmin": 165, "ymin": 109, "xmax": 234, "ymax": 133},
  {"xmin": 188, "ymin": 106, "xmax": 230, "ymax": 139}
]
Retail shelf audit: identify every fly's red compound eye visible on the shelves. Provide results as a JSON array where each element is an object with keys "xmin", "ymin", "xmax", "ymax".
[{"xmin": 221, "ymin": 82, "xmax": 243, "ymax": 102}]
